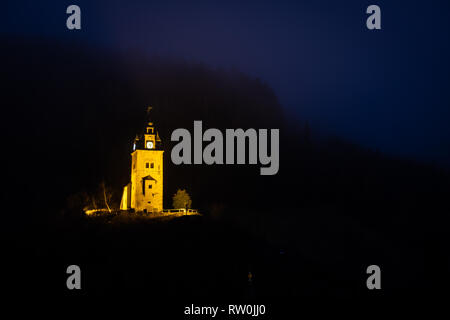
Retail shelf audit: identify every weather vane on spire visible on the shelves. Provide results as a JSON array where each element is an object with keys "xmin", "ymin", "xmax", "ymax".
[{"xmin": 146, "ymin": 106, "xmax": 153, "ymax": 123}]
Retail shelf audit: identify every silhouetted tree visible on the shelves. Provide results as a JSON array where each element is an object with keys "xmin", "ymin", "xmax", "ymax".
[{"xmin": 66, "ymin": 191, "xmax": 90, "ymax": 212}]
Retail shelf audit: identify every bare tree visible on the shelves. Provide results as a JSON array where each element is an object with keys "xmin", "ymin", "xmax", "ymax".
[{"xmin": 101, "ymin": 181, "xmax": 112, "ymax": 213}]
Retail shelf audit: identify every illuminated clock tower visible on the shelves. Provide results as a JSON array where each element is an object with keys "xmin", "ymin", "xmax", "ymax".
[{"xmin": 120, "ymin": 108, "xmax": 163, "ymax": 213}]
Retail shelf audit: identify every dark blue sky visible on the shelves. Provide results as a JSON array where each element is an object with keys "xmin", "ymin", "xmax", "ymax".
[{"xmin": 4, "ymin": 0, "xmax": 450, "ymax": 165}]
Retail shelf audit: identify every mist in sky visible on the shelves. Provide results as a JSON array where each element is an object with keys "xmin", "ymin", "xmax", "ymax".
[{"xmin": 4, "ymin": 0, "xmax": 450, "ymax": 165}]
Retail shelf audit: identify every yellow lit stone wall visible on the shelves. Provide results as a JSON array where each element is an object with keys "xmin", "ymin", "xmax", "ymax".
[{"xmin": 130, "ymin": 149, "xmax": 164, "ymax": 212}]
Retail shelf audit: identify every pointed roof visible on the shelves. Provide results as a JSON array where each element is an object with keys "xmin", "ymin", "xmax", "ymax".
[{"xmin": 142, "ymin": 175, "xmax": 157, "ymax": 181}]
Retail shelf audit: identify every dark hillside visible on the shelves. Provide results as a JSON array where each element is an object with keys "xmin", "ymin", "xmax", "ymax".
[{"xmin": 2, "ymin": 36, "xmax": 450, "ymax": 301}]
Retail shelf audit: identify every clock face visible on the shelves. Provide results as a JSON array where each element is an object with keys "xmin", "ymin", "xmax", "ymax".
[{"xmin": 146, "ymin": 141, "xmax": 154, "ymax": 149}]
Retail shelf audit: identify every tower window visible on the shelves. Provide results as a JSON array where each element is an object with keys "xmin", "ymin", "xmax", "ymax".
[
  {"xmin": 148, "ymin": 184, "xmax": 152, "ymax": 189},
  {"xmin": 146, "ymin": 163, "xmax": 149, "ymax": 168},
  {"xmin": 151, "ymin": 163, "xmax": 154, "ymax": 168}
]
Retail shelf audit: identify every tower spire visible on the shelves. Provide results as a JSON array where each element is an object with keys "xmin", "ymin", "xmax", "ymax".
[{"xmin": 121, "ymin": 105, "xmax": 164, "ymax": 213}]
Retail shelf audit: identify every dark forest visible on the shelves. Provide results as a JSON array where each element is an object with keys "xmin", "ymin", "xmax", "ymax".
[{"xmin": 3, "ymin": 35, "xmax": 450, "ymax": 309}]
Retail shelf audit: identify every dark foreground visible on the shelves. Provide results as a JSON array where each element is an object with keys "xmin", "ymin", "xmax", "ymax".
[{"xmin": 8, "ymin": 209, "xmax": 448, "ymax": 312}]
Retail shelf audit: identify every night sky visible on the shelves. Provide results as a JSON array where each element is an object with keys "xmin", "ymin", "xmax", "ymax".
[{"xmin": 4, "ymin": 0, "xmax": 450, "ymax": 165}]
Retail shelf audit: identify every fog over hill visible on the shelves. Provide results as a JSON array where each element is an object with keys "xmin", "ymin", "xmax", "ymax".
[{"xmin": 3, "ymin": 36, "xmax": 450, "ymax": 300}]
